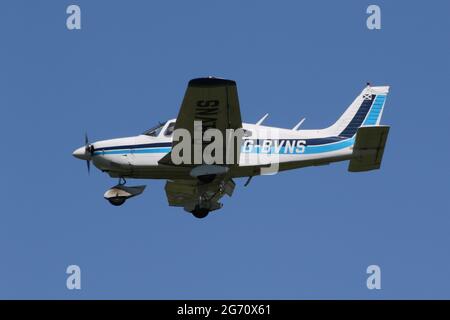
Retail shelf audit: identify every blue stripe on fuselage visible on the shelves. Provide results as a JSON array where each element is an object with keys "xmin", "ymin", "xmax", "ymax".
[
  {"xmin": 304, "ymin": 137, "xmax": 354, "ymax": 154},
  {"xmin": 242, "ymin": 137, "xmax": 354, "ymax": 154},
  {"xmin": 93, "ymin": 147, "xmax": 171, "ymax": 155},
  {"xmin": 93, "ymin": 137, "xmax": 355, "ymax": 156}
]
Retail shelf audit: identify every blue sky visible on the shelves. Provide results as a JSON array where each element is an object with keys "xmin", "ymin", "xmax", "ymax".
[{"xmin": 1, "ymin": 0, "xmax": 449, "ymax": 299}]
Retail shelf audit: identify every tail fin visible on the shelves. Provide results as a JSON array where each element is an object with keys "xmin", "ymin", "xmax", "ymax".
[{"xmin": 327, "ymin": 85, "xmax": 390, "ymax": 137}]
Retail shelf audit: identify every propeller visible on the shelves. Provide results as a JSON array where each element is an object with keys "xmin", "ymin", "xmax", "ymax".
[
  {"xmin": 73, "ymin": 133, "xmax": 94, "ymax": 173},
  {"xmin": 84, "ymin": 132, "xmax": 94, "ymax": 174}
]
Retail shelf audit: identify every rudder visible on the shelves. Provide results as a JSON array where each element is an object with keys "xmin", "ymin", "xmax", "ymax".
[{"xmin": 326, "ymin": 84, "xmax": 390, "ymax": 138}]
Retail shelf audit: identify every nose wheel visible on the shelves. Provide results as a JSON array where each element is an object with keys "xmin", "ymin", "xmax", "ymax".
[
  {"xmin": 104, "ymin": 179, "xmax": 146, "ymax": 207},
  {"xmin": 106, "ymin": 177, "xmax": 127, "ymax": 206},
  {"xmin": 108, "ymin": 197, "xmax": 126, "ymax": 206}
]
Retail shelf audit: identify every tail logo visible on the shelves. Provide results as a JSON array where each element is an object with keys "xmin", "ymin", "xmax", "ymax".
[{"xmin": 363, "ymin": 93, "xmax": 373, "ymax": 100}]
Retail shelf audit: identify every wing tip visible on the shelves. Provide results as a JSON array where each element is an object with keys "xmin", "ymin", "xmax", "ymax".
[{"xmin": 189, "ymin": 77, "xmax": 236, "ymax": 87}]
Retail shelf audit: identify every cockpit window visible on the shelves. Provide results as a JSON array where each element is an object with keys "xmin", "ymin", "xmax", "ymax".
[
  {"xmin": 164, "ymin": 122, "xmax": 175, "ymax": 137},
  {"xmin": 143, "ymin": 121, "xmax": 167, "ymax": 137}
]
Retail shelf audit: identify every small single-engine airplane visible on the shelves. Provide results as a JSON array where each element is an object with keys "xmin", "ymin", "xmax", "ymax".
[{"xmin": 73, "ymin": 77, "xmax": 390, "ymax": 218}]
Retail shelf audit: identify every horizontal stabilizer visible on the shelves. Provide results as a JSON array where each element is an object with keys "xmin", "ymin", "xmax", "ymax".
[{"xmin": 348, "ymin": 126, "xmax": 390, "ymax": 172}]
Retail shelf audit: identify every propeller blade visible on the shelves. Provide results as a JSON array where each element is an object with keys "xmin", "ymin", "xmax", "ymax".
[
  {"xmin": 84, "ymin": 132, "xmax": 93, "ymax": 157},
  {"xmin": 84, "ymin": 133, "xmax": 91, "ymax": 174}
]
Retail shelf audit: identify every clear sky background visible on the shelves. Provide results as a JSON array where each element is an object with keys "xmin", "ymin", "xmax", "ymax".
[{"xmin": 1, "ymin": 0, "xmax": 449, "ymax": 299}]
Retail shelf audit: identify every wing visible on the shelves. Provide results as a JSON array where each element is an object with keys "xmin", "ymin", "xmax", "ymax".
[
  {"xmin": 165, "ymin": 178, "xmax": 236, "ymax": 212},
  {"xmin": 159, "ymin": 77, "xmax": 243, "ymax": 165}
]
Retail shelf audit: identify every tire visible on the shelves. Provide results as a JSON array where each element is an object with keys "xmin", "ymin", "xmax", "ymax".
[
  {"xmin": 197, "ymin": 174, "xmax": 216, "ymax": 184},
  {"xmin": 108, "ymin": 197, "xmax": 126, "ymax": 206},
  {"xmin": 191, "ymin": 207, "xmax": 210, "ymax": 219}
]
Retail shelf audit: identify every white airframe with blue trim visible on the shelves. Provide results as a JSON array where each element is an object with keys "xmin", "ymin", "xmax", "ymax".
[{"xmin": 73, "ymin": 77, "xmax": 390, "ymax": 218}]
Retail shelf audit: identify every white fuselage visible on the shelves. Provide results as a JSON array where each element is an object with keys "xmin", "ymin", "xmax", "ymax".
[{"xmin": 85, "ymin": 119, "xmax": 354, "ymax": 180}]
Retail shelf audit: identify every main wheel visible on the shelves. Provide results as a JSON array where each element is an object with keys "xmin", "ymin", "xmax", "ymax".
[
  {"xmin": 197, "ymin": 174, "xmax": 216, "ymax": 184},
  {"xmin": 108, "ymin": 197, "xmax": 126, "ymax": 206},
  {"xmin": 191, "ymin": 207, "xmax": 210, "ymax": 219}
]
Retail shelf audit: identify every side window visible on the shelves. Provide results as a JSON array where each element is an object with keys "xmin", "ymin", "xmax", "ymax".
[
  {"xmin": 243, "ymin": 129, "xmax": 252, "ymax": 137},
  {"xmin": 164, "ymin": 122, "xmax": 175, "ymax": 137}
]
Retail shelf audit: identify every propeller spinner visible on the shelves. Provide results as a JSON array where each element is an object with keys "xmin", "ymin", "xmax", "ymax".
[{"xmin": 73, "ymin": 133, "xmax": 94, "ymax": 174}]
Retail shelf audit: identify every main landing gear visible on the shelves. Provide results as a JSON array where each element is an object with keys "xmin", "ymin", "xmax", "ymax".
[{"xmin": 191, "ymin": 206, "xmax": 210, "ymax": 219}]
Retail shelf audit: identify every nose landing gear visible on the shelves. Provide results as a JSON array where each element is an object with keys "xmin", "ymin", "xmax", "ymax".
[{"xmin": 104, "ymin": 178, "xmax": 146, "ymax": 206}]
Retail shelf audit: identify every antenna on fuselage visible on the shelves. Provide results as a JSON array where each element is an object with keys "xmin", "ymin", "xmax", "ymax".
[
  {"xmin": 256, "ymin": 113, "xmax": 269, "ymax": 126},
  {"xmin": 292, "ymin": 118, "xmax": 306, "ymax": 130}
]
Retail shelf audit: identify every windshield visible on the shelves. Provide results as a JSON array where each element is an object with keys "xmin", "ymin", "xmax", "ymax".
[
  {"xmin": 164, "ymin": 122, "xmax": 175, "ymax": 136},
  {"xmin": 142, "ymin": 121, "xmax": 167, "ymax": 137}
]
